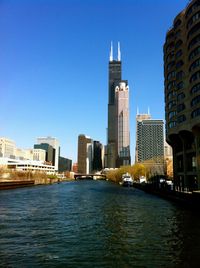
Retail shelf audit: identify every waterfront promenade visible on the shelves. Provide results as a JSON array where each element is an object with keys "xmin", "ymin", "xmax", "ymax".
[{"xmin": 1, "ymin": 180, "xmax": 200, "ymax": 267}]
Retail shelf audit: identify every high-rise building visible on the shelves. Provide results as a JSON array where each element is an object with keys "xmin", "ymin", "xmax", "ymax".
[
  {"xmin": 93, "ymin": 141, "xmax": 103, "ymax": 172},
  {"xmin": 77, "ymin": 134, "xmax": 93, "ymax": 174},
  {"xmin": 135, "ymin": 112, "xmax": 164, "ymax": 175},
  {"xmin": 107, "ymin": 42, "xmax": 131, "ymax": 168},
  {"xmin": 37, "ymin": 137, "xmax": 60, "ymax": 170},
  {"xmin": 164, "ymin": 0, "xmax": 200, "ymax": 190}
]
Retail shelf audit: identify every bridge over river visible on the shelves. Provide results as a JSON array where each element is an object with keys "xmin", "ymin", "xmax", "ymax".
[{"xmin": 74, "ymin": 173, "xmax": 106, "ymax": 180}]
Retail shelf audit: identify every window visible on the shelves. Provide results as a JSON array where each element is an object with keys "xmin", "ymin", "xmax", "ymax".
[
  {"xmin": 177, "ymin": 103, "xmax": 185, "ymax": 112},
  {"xmin": 167, "ymin": 81, "xmax": 175, "ymax": 90},
  {"xmin": 176, "ymin": 60, "xmax": 184, "ymax": 69},
  {"xmin": 175, "ymin": 30, "xmax": 181, "ymax": 38},
  {"xmin": 176, "ymin": 71, "xmax": 184, "ymax": 80},
  {"xmin": 168, "ymin": 111, "xmax": 176, "ymax": 119},
  {"xmin": 177, "ymin": 81, "xmax": 184, "ymax": 90},
  {"xmin": 177, "ymin": 115, "xmax": 186, "ymax": 123},
  {"xmin": 166, "ymin": 51, "xmax": 174, "ymax": 62},
  {"xmin": 167, "ymin": 71, "xmax": 176, "ymax": 80},
  {"xmin": 174, "ymin": 19, "xmax": 181, "ymax": 29},
  {"xmin": 166, "ymin": 42, "xmax": 174, "ymax": 53},
  {"xmin": 175, "ymin": 50, "xmax": 182, "ymax": 58},
  {"xmin": 191, "ymin": 95, "xmax": 200, "ymax": 106},
  {"xmin": 191, "ymin": 108, "xmax": 200, "ymax": 118},
  {"xmin": 188, "ymin": 34, "xmax": 200, "ymax": 49},
  {"xmin": 175, "ymin": 40, "xmax": 183, "ymax": 49},
  {"xmin": 189, "ymin": 46, "xmax": 200, "ymax": 60},
  {"xmin": 187, "ymin": 11, "xmax": 200, "ymax": 29},
  {"xmin": 168, "ymin": 121, "xmax": 176, "ymax": 128},
  {"xmin": 167, "ymin": 61, "xmax": 175, "ymax": 71},
  {"xmin": 191, "ymin": 83, "xmax": 200, "ymax": 94},
  {"xmin": 177, "ymin": 93, "xmax": 185, "ymax": 101},
  {"xmin": 189, "ymin": 58, "xmax": 200, "ymax": 71},
  {"xmin": 190, "ymin": 71, "xmax": 200, "ymax": 83},
  {"xmin": 168, "ymin": 100, "xmax": 176, "ymax": 109}
]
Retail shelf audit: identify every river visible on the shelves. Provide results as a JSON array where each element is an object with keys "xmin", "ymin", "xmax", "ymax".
[{"xmin": 0, "ymin": 180, "xmax": 200, "ymax": 267}]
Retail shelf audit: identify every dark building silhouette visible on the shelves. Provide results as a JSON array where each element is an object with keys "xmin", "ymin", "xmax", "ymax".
[
  {"xmin": 58, "ymin": 156, "xmax": 72, "ymax": 172},
  {"xmin": 93, "ymin": 141, "xmax": 103, "ymax": 172},
  {"xmin": 164, "ymin": 0, "xmax": 200, "ymax": 190}
]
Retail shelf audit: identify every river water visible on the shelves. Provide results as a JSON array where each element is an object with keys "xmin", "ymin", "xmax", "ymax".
[{"xmin": 0, "ymin": 180, "xmax": 200, "ymax": 267}]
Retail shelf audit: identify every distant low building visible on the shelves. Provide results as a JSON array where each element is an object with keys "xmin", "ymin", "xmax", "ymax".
[{"xmin": 0, "ymin": 157, "xmax": 55, "ymax": 174}]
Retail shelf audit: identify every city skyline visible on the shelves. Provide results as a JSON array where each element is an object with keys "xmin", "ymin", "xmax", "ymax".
[{"xmin": 0, "ymin": 0, "xmax": 189, "ymax": 162}]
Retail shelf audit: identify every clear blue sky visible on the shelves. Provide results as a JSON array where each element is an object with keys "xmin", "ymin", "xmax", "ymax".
[{"xmin": 0, "ymin": 0, "xmax": 189, "ymax": 163}]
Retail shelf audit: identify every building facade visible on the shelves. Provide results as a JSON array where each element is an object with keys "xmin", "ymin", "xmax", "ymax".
[
  {"xmin": 37, "ymin": 137, "xmax": 59, "ymax": 170},
  {"xmin": 92, "ymin": 141, "xmax": 103, "ymax": 172},
  {"xmin": 135, "ymin": 113, "xmax": 164, "ymax": 175},
  {"xmin": 58, "ymin": 156, "xmax": 72, "ymax": 172},
  {"xmin": 34, "ymin": 143, "xmax": 55, "ymax": 165},
  {"xmin": 77, "ymin": 134, "xmax": 93, "ymax": 174},
  {"xmin": 164, "ymin": 0, "xmax": 200, "ymax": 190},
  {"xmin": 0, "ymin": 137, "xmax": 16, "ymax": 158},
  {"xmin": 107, "ymin": 42, "xmax": 131, "ymax": 168}
]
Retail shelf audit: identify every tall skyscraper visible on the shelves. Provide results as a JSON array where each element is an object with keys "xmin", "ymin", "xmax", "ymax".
[
  {"xmin": 107, "ymin": 42, "xmax": 131, "ymax": 168},
  {"xmin": 135, "ymin": 112, "xmax": 164, "ymax": 174},
  {"xmin": 164, "ymin": 0, "xmax": 200, "ymax": 190}
]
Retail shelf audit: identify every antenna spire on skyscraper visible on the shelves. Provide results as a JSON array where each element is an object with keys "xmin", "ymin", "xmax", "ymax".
[
  {"xmin": 118, "ymin": 42, "xmax": 121, "ymax": 61},
  {"xmin": 110, "ymin": 41, "xmax": 113, "ymax": 61}
]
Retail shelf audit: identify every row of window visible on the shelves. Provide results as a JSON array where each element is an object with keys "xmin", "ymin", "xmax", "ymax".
[
  {"xmin": 168, "ymin": 107, "xmax": 200, "ymax": 129},
  {"xmin": 167, "ymin": 91, "xmax": 185, "ymax": 102},
  {"xmin": 187, "ymin": 11, "xmax": 200, "ymax": 29},
  {"xmin": 167, "ymin": 94, "xmax": 200, "ymax": 109},
  {"xmin": 166, "ymin": 80, "xmax": 184, "ymax": 91}
]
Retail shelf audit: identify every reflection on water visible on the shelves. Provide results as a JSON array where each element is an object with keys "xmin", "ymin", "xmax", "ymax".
[{"xmin": 0, "ymin": 181, "xmax": 200, "ymax": 267}]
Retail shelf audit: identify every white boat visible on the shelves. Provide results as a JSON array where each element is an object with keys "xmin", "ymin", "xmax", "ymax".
[{"xmin": 121, "ymin": 173, "xmax": 133, "ymax": 187}]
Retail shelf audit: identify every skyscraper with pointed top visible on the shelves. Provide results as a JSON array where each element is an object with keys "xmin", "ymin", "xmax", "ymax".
[{"xmin": 107, "ymin": 42, "xmax": 131, "ymax": 168}]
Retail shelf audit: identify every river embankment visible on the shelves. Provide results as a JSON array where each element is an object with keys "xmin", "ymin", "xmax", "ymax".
[
  {"xmin": 0, "ymin": 169, "xmax": 74, "ymax": 190},
  {"xmin": 133, "ymin": 182, "xmax": 200, "ymax": 208}
]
